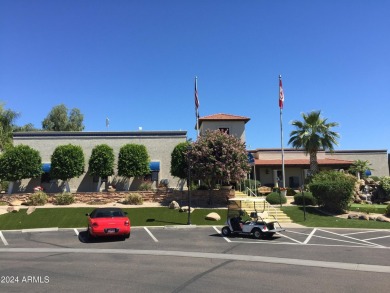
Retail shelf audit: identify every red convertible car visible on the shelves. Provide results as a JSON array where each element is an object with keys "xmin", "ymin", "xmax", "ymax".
[{"xmin": 86, "ymin": 208, "xmax": 131, "ymax": 239}]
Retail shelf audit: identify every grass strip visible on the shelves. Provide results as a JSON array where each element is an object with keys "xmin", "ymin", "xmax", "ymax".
[
  {"xmin": 281, "ymin": 206, "xmax": 390, "ymax": 229},
  {"xmin": 0, "ymin": 207, "xmax": 227, "ymax": 230}
]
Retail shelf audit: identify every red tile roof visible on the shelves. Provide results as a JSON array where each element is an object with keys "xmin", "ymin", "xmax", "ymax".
[
  {"xmin": 199, "ymin": 113, "xmax": 250, "ymax": 123},
  {"xmin": 254, "ymin": 158, "xmax": 353, "ymax": 166}
]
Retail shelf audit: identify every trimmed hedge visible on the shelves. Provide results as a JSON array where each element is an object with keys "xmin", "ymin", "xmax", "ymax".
[
  {"xmin": 266, "ymin": 192, "xmax": 287, "ymax": 205},
  {"xmin": 293, "ymin": 192, "xmax": 317, "ymax": 206}
]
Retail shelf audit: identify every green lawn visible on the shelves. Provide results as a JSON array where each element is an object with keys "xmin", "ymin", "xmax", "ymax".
[
  {"xmin": 349, "ymin": 203, "xmax": 388, "ymax": 214},
  {"xmin": 0, "ymin": 207, "xmax": 228, "ymax": 230},
  {"xmin": 281, "ymin": 206, "xmax": 390, "ymax": 229}
]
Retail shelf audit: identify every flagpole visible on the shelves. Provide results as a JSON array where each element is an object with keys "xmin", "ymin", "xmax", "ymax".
[
  {"xmin": 279, "ymin": 75, "xmax": 286, "ymax": 188},
  {"xmin": 195, "ymin": 76, "xmax": 200, "ymax": 138}
]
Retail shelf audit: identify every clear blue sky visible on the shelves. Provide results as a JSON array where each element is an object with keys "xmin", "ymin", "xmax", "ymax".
[{"xmin": 1, "ymin": 0, "xmax": 389, "ymax": 151}]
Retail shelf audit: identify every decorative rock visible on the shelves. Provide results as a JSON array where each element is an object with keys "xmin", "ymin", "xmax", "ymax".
[
  {"xmin": 369, "ymin": 215, "xmax": 377, "ymax": 221},
  {"xmin": 376, "ymin": 216, "xmax": 390, "ymax": 223},
  {"xmin": 347, "ymin": 213, "xmax": 359, "ymax": 219},
  {"xmin": 10, "ymin": 199, "xmax": 23, "ymax": 206},
  {"xmin": 358, "ymin": 214, "xmax": 369, "ymax": 221},
  {"xmin": 7, "ymin": 206, "xmax": 20, "ymax": 213},
  {"xmin": 180, "ymin": 206, "xmax": 195, "ymax": 213},
  {"xmin": 169, "ymin": 201, "xmax": 180, "ymax": 209},
  {"xmin": 205, "ymin": 212, "xmax": 221, "ymax": 221},
  {"xmin": 27, "ymin": 206, "xmax": 36, "ymax": 215}
]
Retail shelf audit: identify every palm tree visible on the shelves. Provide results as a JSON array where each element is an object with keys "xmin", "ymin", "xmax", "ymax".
[{"xmin": 288, "ymin": 111, "xmax": 339, "ymax": 175}]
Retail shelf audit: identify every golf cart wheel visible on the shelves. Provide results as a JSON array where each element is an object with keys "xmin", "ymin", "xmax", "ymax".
[
  {"xmin": 221, "ymin": 226, "xmax": 231, "ymax": 236},
  {"xmin": 252, "ymin": 228, "xmax": 263, "ymax": 239}
]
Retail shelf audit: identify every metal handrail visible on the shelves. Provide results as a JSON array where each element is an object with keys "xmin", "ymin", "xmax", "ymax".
[{"xmin": 245, "ymin": 187, "xmax": 257, "ymax": 197}]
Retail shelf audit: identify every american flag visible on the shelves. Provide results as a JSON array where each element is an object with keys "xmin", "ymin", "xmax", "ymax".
[{"xmin": 279, "ymin": 76, "xmax": 284, "ymax": 109}]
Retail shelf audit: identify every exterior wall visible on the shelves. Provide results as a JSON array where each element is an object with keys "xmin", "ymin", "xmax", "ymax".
[
  {"xmin": 254, "ymin": 149, "xmax": 326, "ymax": 160},
  {"xmin": 199, "ymin": 121, "xmax": 246, "ymax": 142},
  {"xmin": 326, "ymin": 150, "xmax": 389, "ymax": 177},
  {"xmin": 13, "ymin": 131, "xmax": 187, "ymax": 193}
]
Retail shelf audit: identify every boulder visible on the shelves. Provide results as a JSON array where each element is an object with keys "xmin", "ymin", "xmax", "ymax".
[
  {"xmin": 27, "ymin": 206, "xmax": 36, "ymax": 215},
  {"xmin": 169, "ymin": 201, "xmax": 180, "ymax": 209},
  {"xmin": 205, "ymin": 212, "xmax": 221, "ymax": 221},
  {"xmin": 10, "ymin": 199, "xmax": 23, "ymax": 206},
  {"xmin": 376, "ymin": 216, "xmax": 390, "ymax": 223},
  {"xmin": 368, "ymin": 215, "xmax": 377, "ymax": 221},
  {"xmin": 7, "ymin": 206, "xmax": 20, "ymax": 213},
  {"xmin": 180, "ymin": 206, "xmax": 195, "ymax": 213},
  {"xmin": 358, "ymin": 214, "xmax": 369, "ymax": 221},
  {"xmin": 347, "ymin": 213, "xmax": 359, "ymax": 219}
]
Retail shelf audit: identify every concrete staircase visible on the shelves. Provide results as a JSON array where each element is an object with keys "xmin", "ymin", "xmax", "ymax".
[{"xmin": 233, "ymin": 191, "xmax": 292, "ymax": 223}]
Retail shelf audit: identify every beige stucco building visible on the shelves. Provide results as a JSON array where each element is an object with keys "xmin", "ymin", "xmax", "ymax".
[
  {"xmin": 10, "ymin": 112, "xmax": 389, "ymax": 193},
  {"xmin": 13, "ymin": 131, "xmax": 187, "ymax": 193}
]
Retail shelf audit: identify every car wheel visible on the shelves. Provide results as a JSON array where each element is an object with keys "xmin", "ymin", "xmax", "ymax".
[
  {"xmin": 252, "ymin": 228, "xmax": 263, "ymax": 239},
  {"xmin": 124, "ymin": 233, "xmax": 130, "ymax": 239},
  {"xmin": 221, "ymin": 226, "xmax": 231, "ymax": 236}
]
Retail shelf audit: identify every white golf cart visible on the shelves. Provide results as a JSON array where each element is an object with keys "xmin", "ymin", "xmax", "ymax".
[{"xmin": 221, "ymin": 197, "xmax": 285, "ymax": 239}]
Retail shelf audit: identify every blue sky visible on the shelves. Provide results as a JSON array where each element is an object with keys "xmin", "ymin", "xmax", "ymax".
[{"xmin": 1, "ymin": 0, "xmax": 389, "ymax": 151}]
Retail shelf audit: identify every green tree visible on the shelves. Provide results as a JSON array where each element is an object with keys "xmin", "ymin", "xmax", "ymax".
[
  {"xmin": 0, "ymin": 145, "xmax": 42, "ymax": 194},
  {"xmin": 42, "ymin": 104, "xmax": 85, "ymax": 131},
  {"xmin": 88, "ymin": 144, "xmax": 115, "ymax": 191},
  {"xmin": 188, "ymin": 129, "xmax": 250, "ymax": 189},
  {"xmin": 50, "ymin": 144, "xmax": 85, "ymax": 192},
  {"xmin": 13, "ymin": 123, "xmax": 39, "ymax": 132},
  {"xmin": 348, "ymin": 160, "xmax": 373, "ymax": 179},
  {"xmin": 288, "ymin": 111, "xmax": 339, "ymax": 176},
  {"xmin": 170, "ymin": 142, "xmax": 191, "ymax": 179},
  {"xmin": 118, "ymin": 144, "xmax": 150, "ymax": 191},
  {"xmin": 0, "ymin": 103, "xmax": 20, "ymax": 151}
]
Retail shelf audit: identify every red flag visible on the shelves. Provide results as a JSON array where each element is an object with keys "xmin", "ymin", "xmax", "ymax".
[
  {"xmin": 279, "ymin": 76, "xmax": 284, "ymax": 109},
  {"xmin": 195, "ymin": 77, "xmax": 199, "ymax": 111}
]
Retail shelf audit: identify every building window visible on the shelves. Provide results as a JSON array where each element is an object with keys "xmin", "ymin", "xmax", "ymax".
[{"xmin": 219, "ymin": 128, "xmax": 229, "ymax": 134}]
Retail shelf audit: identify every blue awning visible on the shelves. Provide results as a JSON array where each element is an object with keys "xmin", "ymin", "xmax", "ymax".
[
  {"xmin": 149, "ymin": 161, "xmax": 160, "ymax": 172},
  {"xmin": 42, "ymin": 163, "xmax": 51, "ymax": 173}
]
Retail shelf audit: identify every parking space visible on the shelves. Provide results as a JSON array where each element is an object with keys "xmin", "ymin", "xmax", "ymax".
[
  {"xmin": 219, "ymin": 227, "xmax": 390, "ymax": 249},
  {"xmin": 1, "ymin": 226, "xmax": 390, "ymax": 250}
]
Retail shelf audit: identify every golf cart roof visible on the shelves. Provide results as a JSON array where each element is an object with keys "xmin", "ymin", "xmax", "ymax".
[{"xmin": 228, "ymin": 197, "xmax": 266, "ymax": 202}]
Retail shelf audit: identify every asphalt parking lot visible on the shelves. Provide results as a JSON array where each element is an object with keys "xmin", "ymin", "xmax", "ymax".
[{"xmin": 1, "ymin": 226, "xmax": 390, "ymax": 252}]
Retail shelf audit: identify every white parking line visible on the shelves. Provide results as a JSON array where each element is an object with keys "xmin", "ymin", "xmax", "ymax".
[
  {"xmin": 0, "ymin": 231, "xmax": 9, "ymax": 246},
  {"xmin": 303, "ymin": 228, "xmax": 317, "ymax": 244},
  {"xmin": 144, "ymin": 227, "xmax": 158, "ymax": 242},
  {"xmin": 74, "ymin": 229, "xmax": 79, "ymax": 236},
  {"xmin": 317, "ymin": 229, "xmax": 385, "ymax": 248},
  {"xmin": 213, "ymin": 226, "xmax": 231, "ymax": 243},
  {"xmin": 364, "ymin": 235, "xmax": 390, "ymax": 241}
]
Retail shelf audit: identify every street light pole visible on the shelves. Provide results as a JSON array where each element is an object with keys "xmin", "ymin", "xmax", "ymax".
[{"xmin": 187, "ymin": 145, "xmax": 192, "ymax": 225}]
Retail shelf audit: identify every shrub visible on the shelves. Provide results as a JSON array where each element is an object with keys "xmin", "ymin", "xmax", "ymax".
[
  {"xmin": 386, "ymin": 204, "xmax": 390, "ymax": 217},
  {"xmin": 293, "ymin": 192, "xmax": 317, "ymax": 205},
  {"xmin": 0, "ymin": 180, "xmax": 9, "ymax": 191},
  {"xmin": 266, "ymin": 192, "xmax": 287, "ymax": 205},
  {"xmin": 286, "ymin": 188, "xmax": 296, "ymax": 196},
  {"xmin": 139, "ymin": 182, "xmax": 152, "ymax": 191},
  {"xmin": 123, "ymin": 193, "xmax": 143, "ymax": 205},
  {"xmin": 309, "ymin": 170, "xmax": 356, "ymax": 213},
  {"xmin": 28, "ymin": 191, "xmax": 48, "ymax": 206},
  {"xmin": 54, "ymin": 192, "xmax": 75, "ymax": 205},
  {"xmin": 379, "ymin": 176, "xmax": 390, "ymax": 195}
]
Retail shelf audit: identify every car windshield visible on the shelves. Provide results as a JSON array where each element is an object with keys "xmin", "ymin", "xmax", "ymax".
[{"xmin": 90, "ymin": 209, "xmax": 125, "ymax": 218}]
